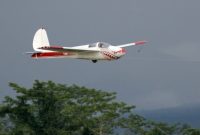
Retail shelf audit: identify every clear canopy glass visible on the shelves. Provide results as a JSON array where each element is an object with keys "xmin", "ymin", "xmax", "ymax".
[{"xmin": 89, "ymin": 42, "xmax": 110, "ymax": 48}]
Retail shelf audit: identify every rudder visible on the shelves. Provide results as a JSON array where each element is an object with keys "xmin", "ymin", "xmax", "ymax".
[{"xmin": 33, "ymin": 28, "xmax": 50, "ymax": 52}]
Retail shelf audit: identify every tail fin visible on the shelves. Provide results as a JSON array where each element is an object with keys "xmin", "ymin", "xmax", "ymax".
[{"xmin": 33, "ymin": 28, "xmax": 50, "ymax": 52}]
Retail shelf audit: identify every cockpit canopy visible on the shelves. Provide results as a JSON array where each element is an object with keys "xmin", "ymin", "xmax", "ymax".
[{"xmin": 89, "ymin": 42, "xmax": 110, "ymax": 48}]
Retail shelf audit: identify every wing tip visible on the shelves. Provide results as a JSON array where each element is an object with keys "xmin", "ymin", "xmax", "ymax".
[{"xmin": 135, "ymin": 40, "xmax": 147, "ymax": 45}]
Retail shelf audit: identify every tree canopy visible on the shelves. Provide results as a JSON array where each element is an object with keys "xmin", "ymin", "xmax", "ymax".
[{"xmin": 0, "ymin": 80, "xmax": 199, "ymax": 135}]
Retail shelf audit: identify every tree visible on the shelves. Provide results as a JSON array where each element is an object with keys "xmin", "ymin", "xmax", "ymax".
[
  {"xmin": 0, "ymin": 117, "xmax": 10, "ymax": 135},
  {"xmin": 182, "ymin": 127, "xmax": 200, "ymax": 135},
  {"xmin": 121, "ymin": 114, "xmax": 200, "ymax": 135},
  {"xmin": 0, "ymin": 80, "xmax": 135, "ymax": 135},
  {"xmin": 0, "ymin": 80, "xmax": 199, "ymax": 135}
]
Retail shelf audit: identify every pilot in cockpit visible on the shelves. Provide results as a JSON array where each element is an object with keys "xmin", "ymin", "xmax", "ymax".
[{"xmin": 98, "ymin": 42, "xmax": 103, "ymax": 48}]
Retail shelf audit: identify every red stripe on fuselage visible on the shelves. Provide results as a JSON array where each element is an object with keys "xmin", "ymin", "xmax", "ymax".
[
  {"xmin": 39, "ymin": 46, "xmax": 63, "ymax": 49},
  {"xmin": 31, "ymin": 52, "xmax": 67, "ymax": 58}
]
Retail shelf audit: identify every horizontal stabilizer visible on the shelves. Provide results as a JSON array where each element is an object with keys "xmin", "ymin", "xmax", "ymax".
[{"xmin": 25, "ymin": 52, "xmax": 36, "ymax": 54}]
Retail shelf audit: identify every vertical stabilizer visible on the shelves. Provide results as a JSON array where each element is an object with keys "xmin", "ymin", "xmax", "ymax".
[{"xmin": 33, "ymin": 28, "xmax": 50, "ymax": 52}]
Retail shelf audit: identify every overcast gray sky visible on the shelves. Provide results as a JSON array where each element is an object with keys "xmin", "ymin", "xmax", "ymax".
[{"xmin": 0, "ymin": 0, "xmax": 200, "ymax": 110}]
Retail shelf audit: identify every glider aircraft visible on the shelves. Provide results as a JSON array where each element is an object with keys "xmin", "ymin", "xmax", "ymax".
[{"xmin": 28, "ymin": 28, "xmax": 147, "ymax": 63}]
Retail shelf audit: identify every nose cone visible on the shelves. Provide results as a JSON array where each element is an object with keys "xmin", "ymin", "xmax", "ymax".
[
  {"xmin": 115, "ymin": 48, "xmax": 126, "ymax": 58},
  {"xmin": 120, "ymin": 48, "xmax": 126, "ymax": 57},
  {"xmin": 121, "ymin": 48, "xmax": 126, "ymax": 54}
]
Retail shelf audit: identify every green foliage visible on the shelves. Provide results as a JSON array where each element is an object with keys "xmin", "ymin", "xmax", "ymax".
[
  {"xmin": 0, "ymin": 80, "xmax": 134, "ymax": 135},
  {"xmin": 182, "ymin": 128, "xmax": 200, "ymax": 135},
  {"xmin": 119, "ymin": 113, "xmax": 200, "ymax": 135},
  {"xmin": 0, "ymin": 80, "xmax": 199, "ymax": 135}
]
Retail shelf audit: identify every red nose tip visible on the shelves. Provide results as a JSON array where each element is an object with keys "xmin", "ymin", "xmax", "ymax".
[{"xmin": 121, "ymin": 48, "xmax": 126, "ymax": 53}]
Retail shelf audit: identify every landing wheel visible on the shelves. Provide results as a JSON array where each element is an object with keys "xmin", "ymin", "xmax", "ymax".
[{"xmin": 92, "ymin": 60, "xmax": 97, "ymax": 63}]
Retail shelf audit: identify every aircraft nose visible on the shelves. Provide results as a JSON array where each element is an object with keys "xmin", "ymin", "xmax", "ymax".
[
  {"xmin": 121, "ymin": 48, "xmax": 126, "ymax": 54},
  {"xmin": 116, "ymin": 48, "xmax": 126, "ymax": 57}
]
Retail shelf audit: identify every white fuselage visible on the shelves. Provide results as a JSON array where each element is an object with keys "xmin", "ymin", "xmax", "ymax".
[
  {"xmin": 69, "ymin": 45, "xmax": 126, "ymax": 60},
  {"xmin": 32, "ymin": 43, "xmax": 126, "ymax": 61}
]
